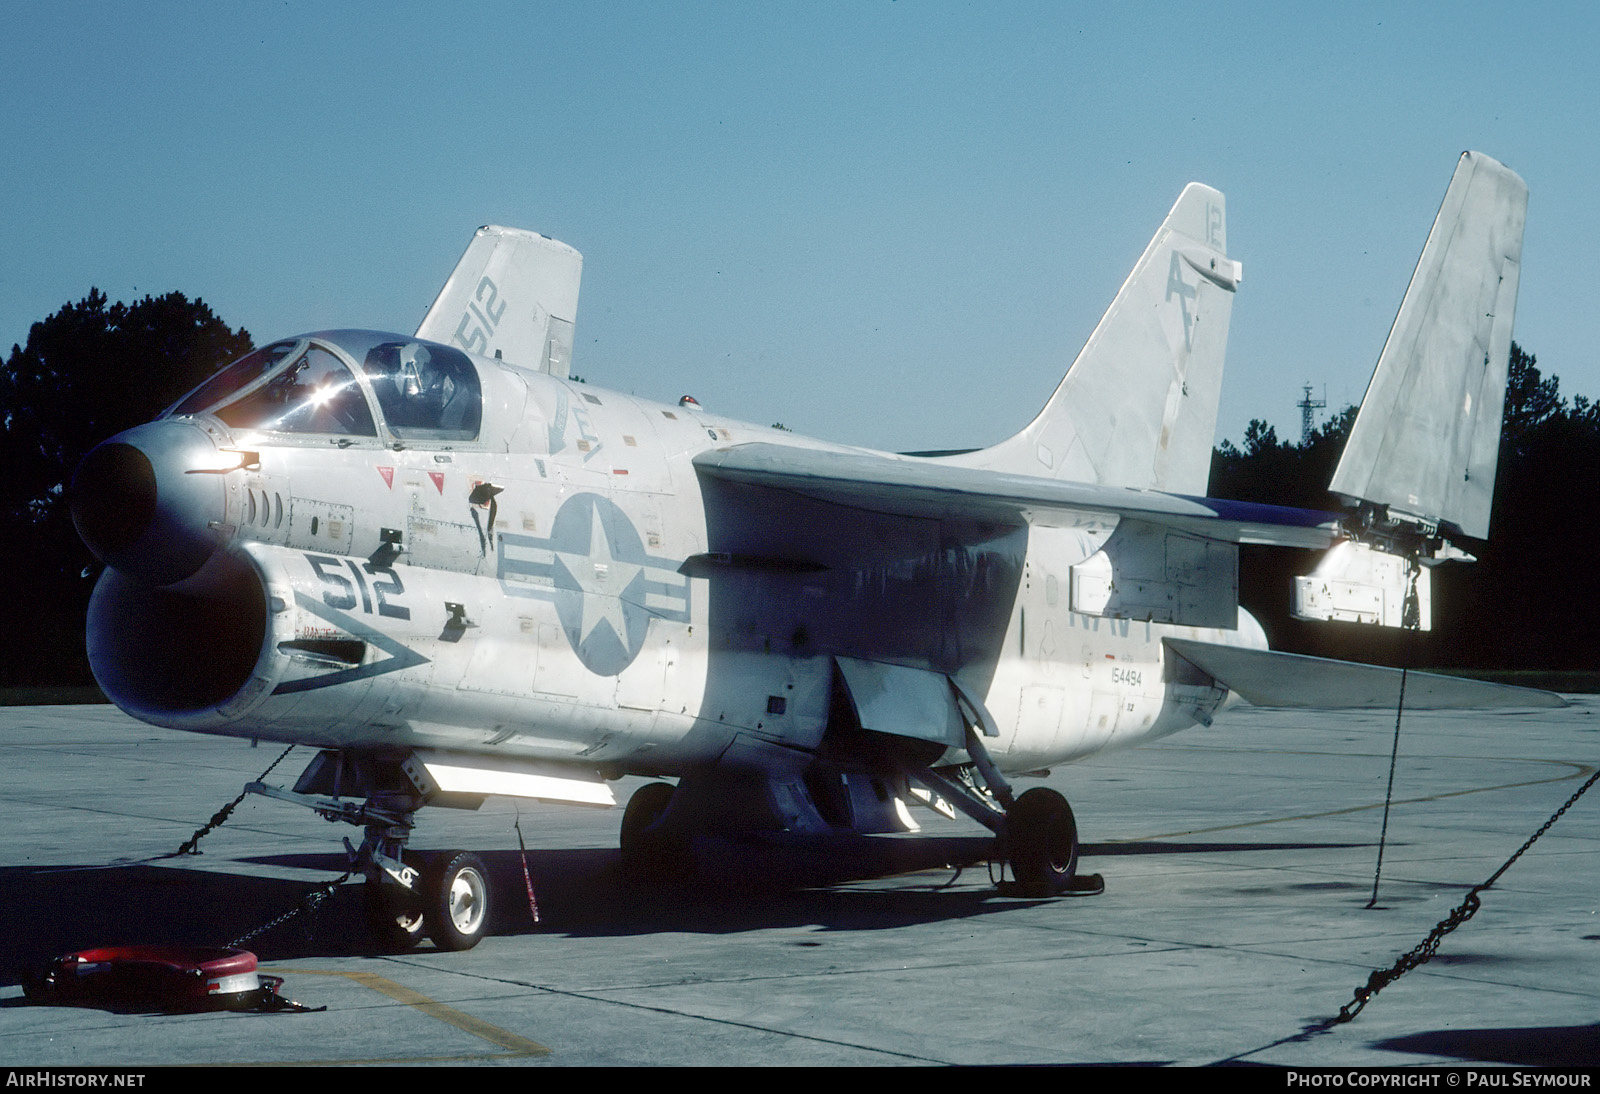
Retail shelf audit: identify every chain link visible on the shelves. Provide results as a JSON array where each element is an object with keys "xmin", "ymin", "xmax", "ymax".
[
  {"xmin": 1368, "ymin": 565, "xmax": 1423, "ymax": 907},
  {"xmin": 1335, "ymin": 761, "xmax": 1600, "ymax": 1023},
  {"xmin": 153, "ymin": 742, "xmax": 360, "ymax": 951},
  {"xmin": 169, "ymin": 744, "xmax": 297, "ymax": 857},
  {"xmin": 227, "ymin": 870, "xmax": 353, "ymax": 949}
]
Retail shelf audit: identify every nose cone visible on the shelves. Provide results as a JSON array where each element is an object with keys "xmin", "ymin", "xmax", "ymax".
[{"xmin": 72, "ymin": 419, "xmax": 229, "ymax": 586}]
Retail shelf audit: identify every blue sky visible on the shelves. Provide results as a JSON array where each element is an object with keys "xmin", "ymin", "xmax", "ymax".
[{"xmin": 4, "ymin": 2, "xmax": 1595, "ymax": 455}]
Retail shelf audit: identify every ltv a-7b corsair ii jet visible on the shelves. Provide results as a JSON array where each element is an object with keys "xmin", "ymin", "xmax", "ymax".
[{"xmin": 71, "ymin": 152, "xmax": 1550, "ymax": 951}]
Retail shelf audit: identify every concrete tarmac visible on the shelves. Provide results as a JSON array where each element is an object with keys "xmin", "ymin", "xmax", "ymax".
[{"xmin": 2, "ymin": 699, "xmax": 1598, "ymax": 1067}]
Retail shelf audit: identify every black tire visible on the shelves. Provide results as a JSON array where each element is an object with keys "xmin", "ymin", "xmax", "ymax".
[
  {"xmin": 1007, "ymin": 787, "xmax": 1079, "ymax": 897},
  {"xmin": 426, "ymin": 851, "xmax": 492, "ymax": 951},
  {"xmin": 365, "ymin": 878, "xmax": 426, "ymax": 953},
  {"xmin": 620, "ymin": 781, "xmax": 690, "ymax": 878},
  {"xmin": 620, "ymin": 782, "xmax": 676, "ymax": 852}
]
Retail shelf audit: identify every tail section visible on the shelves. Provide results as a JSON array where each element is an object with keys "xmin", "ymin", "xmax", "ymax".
[
  {"xmin": 416, "ymin": 225, "xmax": 582, "ymax": 378},
  {"xmin": 1329, "ymin": 152, "xmax": 1528, "ymax": 541},
  {"xmin": 952, "ymin": 183, "xmax": 1240, "ymax": 496}
]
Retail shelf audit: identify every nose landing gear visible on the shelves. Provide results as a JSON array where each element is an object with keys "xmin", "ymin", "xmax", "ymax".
[
  {"xmin": 358, "ymin": 844, "xmax": 492, "ymax": 952},
  {"xmin": 248, "ymin": 751, "xmax": 495, "ymax": 951},
  {"xmin": 365, "ymin": 874, "xmax": 426, "ymax": 953}
]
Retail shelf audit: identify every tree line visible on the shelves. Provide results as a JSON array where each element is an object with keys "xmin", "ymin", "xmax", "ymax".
[
  {"xmin": 0, "ymin": 292, "xmax": 1592, "ymax": 689},
  {"xmin": 0, "ymin": 291, "xmax": 252, "ymax": 688}
]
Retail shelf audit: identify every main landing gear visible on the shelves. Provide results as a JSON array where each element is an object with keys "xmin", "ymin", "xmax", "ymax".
[
  {"xmin": 910, "ymin": 727, "xmax": 1094, "ymax": 898},
  {"xmin": 248, "ymin": 751, "xmax": 493, "ymax": 952},
  {"xmin": 1006, "ymin": 787, "xmax": 1080, "ymax": 896},
  {"xmin": 619, "ymin": 781, "xmax": 693, "ymax": 879}
]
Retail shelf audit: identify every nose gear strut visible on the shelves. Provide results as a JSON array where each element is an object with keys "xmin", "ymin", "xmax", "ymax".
[{"xmin": 244, "ymin": 748, "xmax": 495, "ymax": 952}]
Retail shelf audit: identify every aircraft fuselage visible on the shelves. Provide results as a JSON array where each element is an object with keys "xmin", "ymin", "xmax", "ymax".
[{"xmin": 79, "ymin": 329, "xmax": 1253, "ymax": 782}]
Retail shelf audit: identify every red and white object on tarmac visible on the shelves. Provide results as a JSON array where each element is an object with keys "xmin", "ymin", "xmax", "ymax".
[{"xmin": 23, "ymin": 946, "xmax": 316, "ymax": 1012}]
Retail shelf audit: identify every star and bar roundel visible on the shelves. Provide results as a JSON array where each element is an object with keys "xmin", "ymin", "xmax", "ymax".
[{"xmin": 496, "ymin": 492, "xmax": 692, "ymax": 676}]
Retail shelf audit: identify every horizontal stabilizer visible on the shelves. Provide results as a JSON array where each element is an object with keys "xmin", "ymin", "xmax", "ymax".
[
  {"xmin": 1330, "ymin": 152, "xmax": 1527, "ymax": 539},
  {"xmin": 417, "ymin": 225, "xmax": 582, "ymax": 377},
  {"xmin": 1165, "ymin": 638, "xmax": 1565, "ymax": 709}
]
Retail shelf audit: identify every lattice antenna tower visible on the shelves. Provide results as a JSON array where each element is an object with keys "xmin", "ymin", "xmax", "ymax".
[{"xmin": 1298, "ymin": 383, "xmax": 1327, "ymax": 445}]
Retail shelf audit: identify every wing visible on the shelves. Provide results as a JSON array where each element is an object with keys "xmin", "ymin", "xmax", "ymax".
[
  {"xmin": 1329, "ymin": 152, "xmax": 1528, "ymax": 539},
  {"xmin": 693, "ymin": 441, "xmax": 1338, "ymax": 548}
]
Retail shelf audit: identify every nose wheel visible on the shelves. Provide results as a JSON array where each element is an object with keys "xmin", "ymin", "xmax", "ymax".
[
  {"xmin": 365, "ymin": 879, "xmax": 426, "ymax": 953},
  {"xmin": 362, "ymin": 851, "xmax": 492, "ymax": 952},
  {"xmin": 427, "ymin": 851, "xmax": 492, "ymax": 951}
]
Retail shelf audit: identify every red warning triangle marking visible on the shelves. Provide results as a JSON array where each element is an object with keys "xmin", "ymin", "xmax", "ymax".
[
  {"xmin": 377, "ymin": 466, "xmax": 394, "ymax": 488},
  {"xmin": 429, "ymin": 471, "xmax": 446, "ymax": 494}
]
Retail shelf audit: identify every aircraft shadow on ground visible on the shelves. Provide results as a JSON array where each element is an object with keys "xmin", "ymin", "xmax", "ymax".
[
  {"xmin": 1086, "ymin": 840, "xmax": 1368, "ymax": 855},
  {"xmin": 0, "ymin": 836, "xmax": 1005, "ymax": 983},
  {"xmin": 1377, "ymin": 1024, "xmax": 1600, "ymax": 1066},
  {"xmin": 0, "ymin": 833, "xmax": 1377, "ymax": 986}
]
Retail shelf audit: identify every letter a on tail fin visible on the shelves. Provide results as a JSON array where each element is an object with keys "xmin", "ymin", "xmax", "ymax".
[
  {"xmin": 1330, "ymin": 152, "xmax": 1528, "ymax": 540},
  {"xmin": 417, "ymin": 225, "xmax": 583, "ymax": 378},
  {"xmin": 952, "ymin": 183, "xmax": 1240, "ymax": 497}
]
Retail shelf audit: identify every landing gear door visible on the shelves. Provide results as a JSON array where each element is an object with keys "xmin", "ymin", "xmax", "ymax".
[{"xmin": 833, "ymin": 656, "xmax": 965, "ymax": 748}]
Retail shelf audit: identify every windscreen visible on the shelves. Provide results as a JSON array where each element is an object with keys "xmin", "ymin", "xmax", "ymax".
[
  {"xmin": 214, "ymin": 346, "xmax": 377, "ymax": 436},
  {"xmin": 171, "ymin": 340, "xmax": 300, "ymax": 417}
]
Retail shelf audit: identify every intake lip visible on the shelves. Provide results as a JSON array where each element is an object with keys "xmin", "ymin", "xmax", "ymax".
[
  {"xmin": 72, "ymin": 442, "xmax": 157, "ymax": 555},
  {"xmin": 71, "ymin": 419, "xmax": 228, "ymax": 586},
  {"xmin": 87, "ymin": 548, "xmax": 268, "ymax": 718}
]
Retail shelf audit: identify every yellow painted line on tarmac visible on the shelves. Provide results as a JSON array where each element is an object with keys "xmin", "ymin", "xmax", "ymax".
[
  {"xmin": 274, "ymin": 968, "xmax": 552, "ymax": 1058},
  {"xmin": 249, "ymin": 1052, "xmax": 534, "ymax": 1066}
]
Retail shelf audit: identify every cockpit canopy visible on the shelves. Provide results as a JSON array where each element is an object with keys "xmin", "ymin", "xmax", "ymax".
[{"xmin": 168, "ymin": 331, "xmax": 483, "ymax": 442}]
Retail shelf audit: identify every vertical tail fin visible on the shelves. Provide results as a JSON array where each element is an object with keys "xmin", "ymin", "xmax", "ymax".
[
  {"xmin": 1329, "ymin": 152, "xmax": 1527, "ymax": 540},
  {"xmin": 416, "ymin": 225, "xmax": 583, "ymax": 378},
  {"xmin": 952, "ymin": 184, "xmax": 1240, "ymax": 496}
]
